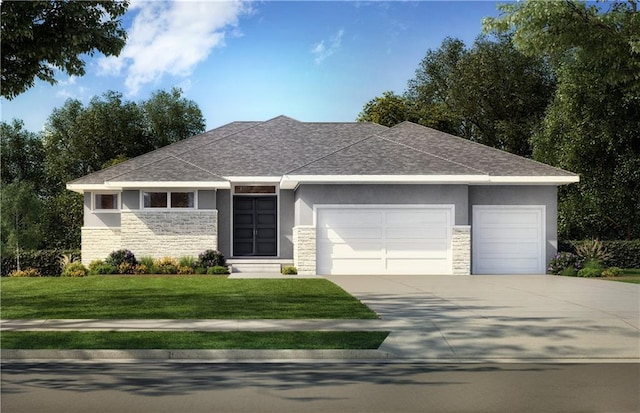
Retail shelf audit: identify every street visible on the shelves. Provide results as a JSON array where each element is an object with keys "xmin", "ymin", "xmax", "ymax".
[{"xmin": 2, "ymin": 362, "xmax": 638, "ymax": 413}]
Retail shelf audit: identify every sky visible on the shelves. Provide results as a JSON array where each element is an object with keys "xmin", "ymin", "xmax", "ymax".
[{"xmin": 2, "ymin": 0, "xmax": 505, "ymax": 133}]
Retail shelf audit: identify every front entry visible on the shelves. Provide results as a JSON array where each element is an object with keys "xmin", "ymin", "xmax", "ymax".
[{"xmin": 233, "ymin": 196, "xmax": 277, "ymax": 256}]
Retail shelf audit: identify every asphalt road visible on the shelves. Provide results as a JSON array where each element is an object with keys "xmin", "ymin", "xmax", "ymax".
[{"xmin": 2, "ymin": 362, "xmax": 638, "ymax": 413}]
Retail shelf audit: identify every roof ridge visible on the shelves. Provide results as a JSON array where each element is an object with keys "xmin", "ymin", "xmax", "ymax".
[{"xmin": 378, "ymin": 133, "xmax": 488, "ymax": 175}]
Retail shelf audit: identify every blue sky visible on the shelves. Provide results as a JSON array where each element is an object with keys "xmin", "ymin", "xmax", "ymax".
[{"xmin": 2, "ymin": 1, "xmax": 504, "ymax": 132}]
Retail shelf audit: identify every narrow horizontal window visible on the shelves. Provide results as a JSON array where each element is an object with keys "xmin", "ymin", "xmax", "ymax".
[
  {"xmin": 94, "ymin": 193, "xmax": 118, "ymax": 210},
  {"xmin": 171, "ymin": 192, "xmax": 195, "ymax": 208},
  {"xmin": 234, "ymin": 185, "xmax": 276, "ymax": 194},
  {"xmin": 143, "ymin": 192, "xmax": 167, "ymax": 208}
]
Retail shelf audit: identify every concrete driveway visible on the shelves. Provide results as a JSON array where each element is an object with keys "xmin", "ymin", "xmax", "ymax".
[{"xmin": 325, "ymin": 274, "xmax": 640, "ymax": 362}]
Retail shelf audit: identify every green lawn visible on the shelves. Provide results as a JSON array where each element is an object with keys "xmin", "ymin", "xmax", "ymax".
[
  {"xmin": 0, "ymin": 331, "xmax": 389, "ymax": 350},
  {"xmin": 604, "ymin": 269, "xmax": 640, "ymax": 284},
  {"xmin": 0, "ymin": 277, "xmax": 378, "ymax": 319}
]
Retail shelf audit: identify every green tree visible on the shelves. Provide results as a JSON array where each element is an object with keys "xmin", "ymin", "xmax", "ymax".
[
  {"xmin": 357, "ymin": 91, "xmax": 418, "ymax": 127},
  {"xmin": 485, "ymin": 0, "xmax": 640, "ymax": 239},
  {"xmin": 0, "ymin": 182, "xmax": 43, "ymax": 269},
  {"xmin": 0, "ymin": 119, "xmax": 46, "ymax": 190},
  {"xmin": 1, "ymin": 0, "xmax": 128, "ymax": 99},
  {"xmin": 143, "ymin": 87, "xmax": 206, "ymax": 148},
  {"xmin": 41, "ymin": 191, "xmax": 84, "ymax": 250}
]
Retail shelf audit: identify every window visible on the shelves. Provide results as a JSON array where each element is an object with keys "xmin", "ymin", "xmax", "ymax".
[
  {"xmin": 94, "ymin": 193, "xmax": 119, "ymax": 210},
  {"xmin": 143, "ymin": 191, "xmax": 195, "ymax": 209},
  {"xmin": 234, "ymin": 185, "xmax": 276, "ymax": 194}
]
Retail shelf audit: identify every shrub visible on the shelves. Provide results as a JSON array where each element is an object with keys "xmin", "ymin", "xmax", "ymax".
[
  {"xmin": 118, "ymin": 262, "xmax": 135, "ymax": 274},
  {"xmin": 88, "ymin": 259, "xmax": 105, "ymax": 273},
  {"xmin": 601, "ymin": 267, "xmax": 623, "ymax": 277},
  {"xmin": 61, "ymin": 262, "xmax": 88, "ymax": 277},
  {"xmin": 560, "ymin": 267, "xmax": 577, "ymax": 277},
  {"xmin": 577, "ymin": 267, "xmax": 602, "ymax": 278},
  {"xmin": 93, "ymin": 264, "xmax": 117, "ymax": 275},
  {"xmin": 547, "ymin": 252, "xmax": 583, "ymax": 275},
  {"xmin": 576, "ymin": 240, "xmax": 612, "ymax": 264},
  {"xmin": 138, "ymin": 256, "xmax": 156, "ymax": 273},
  {"xmin": 1, "ymin": 249, "xmax": 80, "ymax": 276},
  {"xmin": 281, "ymin": 266, "xmax": 298, "ymax": 275},
  {"xmin": 198, "ymin": 250, "xmax": 226, "ymax": 268},
  {"xmin": 105, "ymin": 249, "xmax": 137, "ymax": 268},
  {"xmin": 559, "ymin": 240, "xmax": 640, "ymax": 268},
  {"xmin": 194, "ymin": 267, "xmax": 207, "ymax": 275},
  {"xmin": 9, "ymin": 268, "xmax": 41, "ymax": 277},
  {"xmin": 154, "ymin": 257, "xmax": 178, "ymax": 274},
  {"xmin": 207, "ymin": 265, "xmax": 229, "ymax": 275},
  {"xmin": 177, "ymin": 265, "xmax": 194, "ymax": 275},
  {"xmin": 133, "ymin": 264, "xmax": 150, "ymax": 275},
  {"xmin": 178, "ymin": 256, "xmax": 197, "ymax": 268},
  {"xmin": 59, "ymin": 254, "xmax": 78, "ymax": 270}
]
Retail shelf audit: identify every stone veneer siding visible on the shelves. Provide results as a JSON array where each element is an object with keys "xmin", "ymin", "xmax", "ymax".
[
  {"xmin": 120, "ymin": 210, "xmax": 218, "ymax": 259},
  {"xmin": 293, "ymin": 226, "xmax": 316, "ymax": 275},
  {"xmin": 81, "ymin": 227, "xmax": 122, "ymax": 265},
  {"xmin": 452, "ymin": 225, "xmax": 471, "ymax": 275}
]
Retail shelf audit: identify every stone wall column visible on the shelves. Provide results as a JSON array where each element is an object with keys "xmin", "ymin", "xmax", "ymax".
[
  {"xmin": 293, "ymin": 225, "xmax": 316, "ymax": 275},
  {"xmin": 81, "ymin": 227, "xmax": 122, "ymax": 265},
  {"xmin": 452, "ymin": 225, "xmax": 471, "ymax": 275}
]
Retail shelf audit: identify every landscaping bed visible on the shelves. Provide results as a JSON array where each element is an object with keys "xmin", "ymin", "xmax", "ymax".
[{"xmin": 0, "ymin": 277, "xmax": 379, "ymax": 319}]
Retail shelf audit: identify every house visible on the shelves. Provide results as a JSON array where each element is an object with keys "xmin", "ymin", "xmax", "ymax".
[{"xmin": 67, "ymin": 115, "xmax": 579, "ymax": 275}]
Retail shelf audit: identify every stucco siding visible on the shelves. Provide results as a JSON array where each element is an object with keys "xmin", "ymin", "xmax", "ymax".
[
  {"xmin": 83, "ymin": 192, "xmax": 121, "ymax": 227},
  {"xmin": 122, "ymin": 190, "xmax": 139, "ymax": 209},
  {"xmin": 279, "ymin": 189, "xmax": 295, "ymax": 259},
  {"xmin": 294, "ymin": 184, "xmax": 469, "ymax": 226},
  {"xmin": 468, "ymin": 185, "xmax": 558, "ymax": 264},
  {"xmin": 217, "ymin": 189, "xmax": 231, "ymax": 257},
  {"xmin": 198, "ymin": 190, "xmax": 216, "ymax": 209}
]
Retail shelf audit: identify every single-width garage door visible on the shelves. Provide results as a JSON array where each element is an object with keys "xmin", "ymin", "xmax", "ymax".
[
  {"xmin": 472, "ymin": 205, "xmax": 545, "ymax": 274},
  {"xmin": 316, "ymin": 205, "xmax": 453, "ymax": 275}
]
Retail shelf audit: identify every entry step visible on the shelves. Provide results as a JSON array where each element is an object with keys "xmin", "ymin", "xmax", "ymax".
[{"xmin": 227, "ymin": 259, "xmax": 294, "ymax": 273}]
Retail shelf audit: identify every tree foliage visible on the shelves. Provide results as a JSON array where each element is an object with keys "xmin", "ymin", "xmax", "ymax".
[
  {"xmin": 1, "ymin": 0, "xmax": 128, "ymax": 99},
  {"xmin": 485, "ymin": 0, "xmax": 640, "ymax": 239},
  {"xmin": 0, "ymin": 182, "xmax": 43, "ymax": 268},
  {"xmin": 0, "ymin": 120, "xmax": 46, "ymax": 191},
  {"xmin": 357, "ymin": 91, "xmax": 418, "ymax": 127}
]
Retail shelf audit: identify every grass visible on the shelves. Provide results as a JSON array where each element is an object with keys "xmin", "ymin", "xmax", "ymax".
[
  {"xmin": 0, "ymin": 331, "xmax": 389, "ymax": 350},
  {"xmin": 0, "ymin": 277, "xmax": 378, "ymax": 319}
]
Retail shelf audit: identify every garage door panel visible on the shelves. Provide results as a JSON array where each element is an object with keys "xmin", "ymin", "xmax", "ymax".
[
  {"xmin": 316, "ymin": 206, "xmax": 453, "ymax": 275},
  {"xmin": 473, "ymin": 206, "xmax": 544, "ymax": 274}
]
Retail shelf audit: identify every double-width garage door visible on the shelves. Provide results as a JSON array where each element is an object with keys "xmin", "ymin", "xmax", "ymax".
[
  {"xmin": 472, "ymin": 206, "xmax": 545, "ymax": 274},
  {"xmin": 316, "ymin": 206, "xmax": 453, "ymax": 275}
]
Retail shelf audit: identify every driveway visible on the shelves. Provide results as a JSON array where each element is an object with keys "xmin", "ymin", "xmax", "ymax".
[{"xmin": 325, "ymin": 274, "xmax": 640, "ymax": 361}]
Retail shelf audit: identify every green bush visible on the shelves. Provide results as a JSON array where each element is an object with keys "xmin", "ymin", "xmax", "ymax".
[
  {"xmin": 577, "ymin": 267, "xmax": 602, "ymax": 278},
  {"xmin": 178, "ymin": 256, "xmax": 197, "ymax": 268},
  {"xmin": 560, "ymin": 240, "xmax": 640, "ymax": 268},
  {"xmin": 601, "ymin": 267, "xmax": 623, "ymax": 277},
  {"xmin": 198, "ymin": 250, "xmax": 226, "ymax": 268},
  {"xmin": 154, "ymin": 257, "xmax": 178, "ymax": 274},
  {"xmin": 137, "ymin": 256, "xmax": 156, "ymax": 273},
  {"xmin": 194, "ymin": 267, "xmax": 207, "ymax": 274},
  {"xmin": 547, "ymin": 252, "xmax": 583, "ymax": 275},
  {"xmin": 88, "ymin": 259, "xmax": 105, "ymax": 273},
  {"xmin": 1, "ymin": 249, "xmax": 80, "ymax": 276},
  {"xmin": 133, "ymin": 264, "xmax": 150, "ymax": 275},
  {"xmin": 105, "ymin": 249, "xmax": 137, "ymax": 268},
  {"xmin": 9, "ymin": 268, "xmax": 41, "ymax": 277},
  {"xmin": 560, "ymin": 267, "xmax": 577, "ymax": 277},
  {"xmin": 93, "ymin": 264, "xmax": 117, "ymax": 275},
  {"xmin": 207, "ymin": 265, "xmax": 229, "ymax": 275},
  {"xmin": 61, "ymin": 262, "xmax": 88, "ymax": 277},
  {"xmin": 281, "ymin": 266, "xmax": 298, "ymax": 275}
]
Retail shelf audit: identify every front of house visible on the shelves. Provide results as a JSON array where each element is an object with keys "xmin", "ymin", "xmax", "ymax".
[{"xmin": 67, "ymin": 116, "xmax": 578, "ymax": 275}]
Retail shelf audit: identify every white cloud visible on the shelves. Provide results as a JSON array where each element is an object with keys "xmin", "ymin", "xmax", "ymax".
[
  {"xmin": 98, "ymin": 0, "xmax": 250, "ymax": 95},
  {"xmin": 311, "ymin": 29, "xmax": 344, "ymax": 64}
]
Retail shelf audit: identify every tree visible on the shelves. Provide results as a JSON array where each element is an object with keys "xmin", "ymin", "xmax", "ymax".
[
  {"xmin": 143, "ymin": 88, "xmax": 206, "ymax": 148},
  {"xmin": 0, "ymin": 182, "xmax": 43, "ymax": 269},
  {"xmin": 1, "ymin": 0, "xmax": 128, "ymax": 99},
  {"xmin": 0, "ymin": 119, "xmax": 46, "ymax": 191},
  {"xmin": 357, "ymin": 91, "xmax": 418, "ymax": 127},
  {"xmin": 485, "ymin": 0, "xmax": 640, "ymax": 239}
]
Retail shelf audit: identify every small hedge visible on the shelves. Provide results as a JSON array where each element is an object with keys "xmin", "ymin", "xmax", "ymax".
[
  {"xmin": 559, "ymin": 240, "xmax": 640, "ymax": 268},
  {"xmin": 1, "ymin": 249, "xmax": 80, "ymax": 277}
]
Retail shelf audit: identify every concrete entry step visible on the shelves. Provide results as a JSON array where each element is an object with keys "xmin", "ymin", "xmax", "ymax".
[{"xmin": 227, "ymin": 259, "xmax": 294, "ymax": 273}]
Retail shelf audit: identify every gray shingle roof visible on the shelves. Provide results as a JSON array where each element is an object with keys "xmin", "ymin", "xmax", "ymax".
[{"xmin": 68, "ymin": 115, "xmax": 577, "ymax": 188}]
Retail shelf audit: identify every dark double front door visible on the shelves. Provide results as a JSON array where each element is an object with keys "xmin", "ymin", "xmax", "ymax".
[{"xmin": 233, "ymin": 196, "xmax": 277, "ymax": 256}]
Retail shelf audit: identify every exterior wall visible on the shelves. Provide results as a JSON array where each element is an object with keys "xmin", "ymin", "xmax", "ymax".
[
  {"xmin": 217, "ymin": 189, "xmax": 231, "ymax": 257},
  {"xmin": 294, "ymin": 184, "xmax": 469, "ymax": 226},
  {"xmin": 279, "ymin": 189, "xmax": 295, "ymax": 259},
  {"xmin": 468, "ymin": 185, "xmax": 558, "ymax": 264},
  {"xmin": 122, "ymin": 190, "xmax": 139, "ymax": 209},
  {"xmin": 293, "ymin": 226, "xmax": 316, "ymax": 275},
  {"xmin": 120, "ymin": 210, "xmax": 218, "ymax": 259},
  {"xmin": 83, "ymin": 192, "xmax": 121, "ymax": 228},
  {"xmin": 198, "ymin": 190, "xmax": 216, "ymax": 209},
  {"xmin": 452, "ymin": 226, "xmax": 471, "ymax": 275},
  {"xmin": 81, "ymin": 227, "xmax": 122, "ymax": 265}
]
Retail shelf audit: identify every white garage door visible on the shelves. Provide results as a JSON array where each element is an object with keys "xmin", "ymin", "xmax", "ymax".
[
  {"xmin": 316, "ymin": 206, "xmax": 452, "ymax": 275},
  {"xmin": 472, "ymin": 206, "xmax": 545, "ymax": 274}
]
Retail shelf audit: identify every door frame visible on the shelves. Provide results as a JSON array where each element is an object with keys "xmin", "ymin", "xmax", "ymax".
[{"xmin": 230, "ymin": 184, "xmax": 280, "ymax": 257}]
